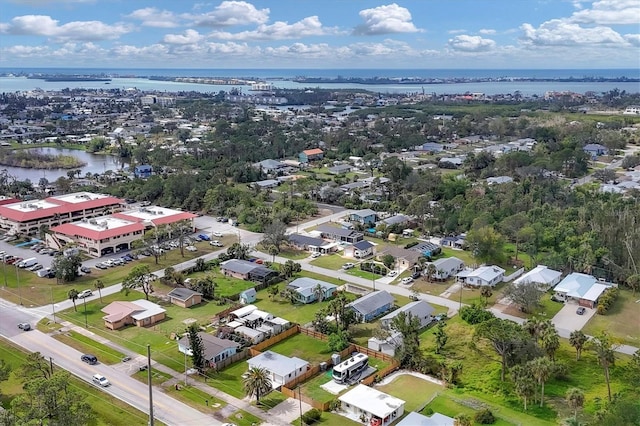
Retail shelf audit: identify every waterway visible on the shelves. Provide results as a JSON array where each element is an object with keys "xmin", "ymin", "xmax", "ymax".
[{"xmin": 0, "ymin": 147, "xmax": 130, "ymax": 183}]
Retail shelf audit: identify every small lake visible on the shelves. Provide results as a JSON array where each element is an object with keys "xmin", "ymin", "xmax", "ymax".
[{"xmin": 1, "ymin": 147, "xmax": 131, "ymax": 183}]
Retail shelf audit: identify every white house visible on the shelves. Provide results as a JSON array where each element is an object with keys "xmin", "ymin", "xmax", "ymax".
[
  {"xmin": 513, "ymin": 265, "xmax": 562, "ymax": 290},
  {"xmin": 428, "ymin": 257, "xmax": 465, "ymax": 280},
  {"xmin": 553, "ymin": 273, "xmax": 614, "ymax": 308},
  {"xmin": 177, "ymin": 333, "xmax": 239, "ymax": 368},
  {"xmin": 457, "ymin": 265, "xmax": 505, "ymax": 287},
  {"xmin": 338, "ymin": 384, "xmax": 405, "ymax": 426},
  {"xmin": 368, "ymin": 332, "xmax": 403, "ymax": 357},
  {"xmin": 380, "ymin": 301, "xmax": 435, "ymax": 330},
  {"xmin": 246, "ymin": 351, "xmax": 309, "ymax": 388}
]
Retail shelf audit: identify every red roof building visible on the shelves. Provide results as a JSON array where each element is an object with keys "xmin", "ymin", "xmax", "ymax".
[{"xmin": 112, "ymin": 206, "xmax": 197, "ymax": 229}]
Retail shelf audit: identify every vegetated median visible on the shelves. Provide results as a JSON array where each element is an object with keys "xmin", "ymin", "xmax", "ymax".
[{"xmin": 0, "ymin": 148, "xmax": 86, "ymax": 169}]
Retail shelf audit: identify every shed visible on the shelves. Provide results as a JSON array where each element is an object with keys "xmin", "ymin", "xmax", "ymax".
[{"xmin": 239, "ymin": 288, "xmax": 257, "ymax": 305}]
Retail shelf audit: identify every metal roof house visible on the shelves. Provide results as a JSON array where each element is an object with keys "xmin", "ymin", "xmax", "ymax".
[
  {"xmin": 457, "ymin": 265, "xmax": 505, "ymax": 287},
  {"xmin": 338, "ymin": 384, "xmax": 405, "ymax": 426},
  {"xmin": 382, "ymin": 214, "xmax": 410, "ymax": 227},
  {"xmin": 247, "ymin": 351, "xmax": 309, "ymax": 388},
  {"xmin": 347, "ymin": 290, "xmax": 395, "ymax": 323},
  {"xmin": 514, "ymin": 265, "xmax": 562, "ymax": 290},
  {"xmin": 380, "ymin": 300, "xmax": 436, "ymax": 330},
  {"xmin": 396, "ymin": 412, "xmax": 454, "ymax": 426},
  {"xmin": 286, "ymin": 277, "xmax": 337, "ymax": 304},
  {"xmin": 553, "ymin": 273, "xmax": 614, "ymax": 308},
  {"xmin": 349, "ymin": 209, "xmax": 377, "ymax": 226},
  {"xmin": 429, "ymin": 257, "xmax": 465, "ymax": 280}
]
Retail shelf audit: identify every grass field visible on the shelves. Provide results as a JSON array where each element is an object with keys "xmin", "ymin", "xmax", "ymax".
[
  {"xmin": 266, "ymin": 333, "xmax": 334, "ymax": 364},
  {"xmin": 53, "ymin": 330, "xmax": 124, "ymax": 364},
  {"xmin": 165, "ymin": 385, "xmax": 226, "ymax": 414},
  {"xmin": 310, "ymin": 253, "xmax": 350, "ymax": 270},
  {"xmin": 253, "ymin": 289, "xmax": 354, "ymax": 325},
  {"xmin": 207, "ymin": 358, "xmax": 248, "ymax": 398},
  {"xmin": 0, "ymin": 338, "xmax": 161, "ymax": 426},
  {"xmin": 376, "ymin": 374, "xmax": 443, "ymax": 411},
  {"xmin": 583, "ymin": 288, "xmax": 640, "ymax": 346}
]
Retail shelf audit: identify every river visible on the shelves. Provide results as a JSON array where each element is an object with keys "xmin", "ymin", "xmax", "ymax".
[{"xmin": 1, "ymin": 147, "xmax": 130, "ymax": 183}]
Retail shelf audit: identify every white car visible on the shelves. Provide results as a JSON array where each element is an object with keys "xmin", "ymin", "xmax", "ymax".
[
  {"xmin": 387, "ymin": 270, "xmax": 398, "ymax": 278},
  {"xmin": 311, "ymin": 252, "xmax": 321, "ymax": 258},
  {"xmin": 92, "ymin": 374, "xmax": 110, "ymax": 387},
  {"xmin": 186, "ymin": 245, "xmax": 197, "ymax": 252},
  {"xmin": 342, "ymin": 263, "xmax": 355, "ymax": 270},
  {"xmin": 78, "ymin": 289, "xmax": 93, "ymax": 299},
  {"xmin": 212, "ymin": 231, "xmax": 223, "ymax": 237},
  {"xmin": 210, "ymin": 240, "xmax": 223, "ymax": 247},
  {"xmin": 401, "ymin": 277, "xmax": 414, "ymax": 285}
]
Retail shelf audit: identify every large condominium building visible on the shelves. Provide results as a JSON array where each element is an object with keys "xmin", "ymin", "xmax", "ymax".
[
  {"xmin": 0, "ymin": 192, "xmax": 124, "ymax": 236},
  {"xmin": 112, "ymin": 206, "xmax": 197, "ymax": 230}
]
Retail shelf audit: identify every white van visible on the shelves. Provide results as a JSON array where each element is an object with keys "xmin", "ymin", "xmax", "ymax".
[{"xmin": 18, "ymin": 257, "xmax": 37, "ymax": 268}]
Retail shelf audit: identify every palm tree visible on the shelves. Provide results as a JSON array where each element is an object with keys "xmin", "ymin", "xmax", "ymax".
[
  {"xmin": 480, "ymin": 286, "xmax": 493, "ymax": 305},
  {"xmin": 68, "ymin": 289, "xmax": 79, "ymax": 312},
  {"xmin": 453, "ymin": 413, "xmax": 472, "ymax": 426},
  {"xmin": 565, "ymin": 388, "xmax": 585, "ymax": 420},
  {"xmin": 592, "ymin": 332, "xmax": 616, "ymax": 401},
  {"xmin": 243, "ymin": 366, "xmax": 272, "ymax": 406},
  {"xmin": 425, "ymin": 263, "xmax": 437, "ymax": 282},
  {"xmin": 569, "ymin": 330, "xmax": 588, "ymax": 361},
  {"xmin": 312, "ymin": 284, "xmax": 324, "ymax": 303},
  {"xmin": 541, "ymin": 326, "xmax": 560, "ymax": 361},
  {"xmin": 94, "ymin": 279, "xmax": 105, "ymax": 303},
  {"xmin": 268, "ymin": 245, "xmax": 279, "ymax": 263},
  {"xmin": 529, "ymin": 357, "xmax": 552, "ymax": 407}
]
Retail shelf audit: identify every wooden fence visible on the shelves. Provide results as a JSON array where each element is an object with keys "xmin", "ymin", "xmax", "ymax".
[
  {"xmin": 251, "ymin": 325, "xmax": 299, "ymax": 352},
  {"xmin": 281, "ymin": 385, "xmax": 331, "ymax": 412},
  {"xmin": 212, "ymin": 349, "xmax": 248, "ymax": 371}
]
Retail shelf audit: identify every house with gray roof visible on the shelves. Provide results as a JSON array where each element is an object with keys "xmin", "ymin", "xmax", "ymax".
[
  {"xmin": 220, "ymin": 259, "xmax": 278, "ymax": 283},
  {"xmin": 382, "ymin": 214, "xmax": 410, "ymax": 227},
  {"xmin": 583, "ymin": 143, "xmax": 609, "ymax": 159},
  {"xmin": 167, "ymin": 287, "xmax": 203, "ymax": 308},
  {"xmin": 553, "ymin": 273, "xmax": 613, "ymax": 308},
  {"xmin": 254, "ymin": 159, "xmax": 286, "ymax": 173},
  {"xmin": 178, "ymin": 333, "xmax": 239, "ymax": 368},
  {"xmin": 457, "ymin": 265, "xmax": 505, "ymax": 287},
  {"xmin": 349, "ymin": 209, "xmax": 377, "ymax": 226},
  {"xmin": 347, "ymin": 290, "xmax": 395, "ymax": 322},
  {"xmin": 247, "ymin": 351, "xmax": 309, "ymax": 388},
  {"xmin": 428, "ymin": 257, "xmax": 465, "ymax": 280},
  {"xmin": 380, "ymin": 300, "xmax": 435, "ymax": 330},
  {"xmin": 286, "ymin": 277, "xmax": 337, "ymax": 304},
  {"xmin": 288, "ymin": 233, "xmax": 335, "ymax": 254},
  {"xmin": 514, "ymin": 265, "xmax": 562, "ymax": 290},
  {"xmin": 347, "ymin": 240, "xmax": 376, "ymax": 258},
  {"xmin": 316, "ymin": 224, "xmax": 363, "ymax": 244},
  {"xmin": 328, "ymin": 164, "xmax": 352, "ymax": 175}
]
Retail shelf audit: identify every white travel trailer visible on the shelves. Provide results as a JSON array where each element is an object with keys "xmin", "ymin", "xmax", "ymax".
[{"xmin": 332, "ymin": 353, "xmax": 369, "ymax": 384}]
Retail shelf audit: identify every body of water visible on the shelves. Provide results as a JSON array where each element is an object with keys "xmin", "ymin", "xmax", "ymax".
[
  {"xmin": 1, "ymin": 147, "xmax": 130, "ymax": 183},
  {"xmin": 0, "ymin": 68, "xmax": 638, "ymax": 96}
]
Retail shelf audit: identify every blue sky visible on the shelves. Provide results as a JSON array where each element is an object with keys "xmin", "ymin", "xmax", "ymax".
[{"xmin": 0, "ymin": 0, "xmax": 638, "ymax": 69}]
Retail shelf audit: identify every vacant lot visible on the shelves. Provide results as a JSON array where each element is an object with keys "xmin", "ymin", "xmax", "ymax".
[
  {"xmin": 376, "ymin": 374, "xmax": 443, "ymax": 411},
  {"xmin": 583, "ymin": 288, "xmax": 640, "ymax": 346},
  {"xmin": 267, "ymin": 333, "xmax": 334, "ymax": 364}
]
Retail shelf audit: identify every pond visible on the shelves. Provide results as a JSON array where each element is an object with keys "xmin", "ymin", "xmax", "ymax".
[{"xmin": 1, "ymin": 147, "xmax": 131, "ymax": 183}]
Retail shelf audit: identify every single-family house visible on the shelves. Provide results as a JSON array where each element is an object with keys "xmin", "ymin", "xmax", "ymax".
[
  {"xmin": 239, "ymin": 288, "xmax": 257, "ymax": 305},
  {"xmin": 410, "ymin": 242, "xmax": 441, "ymax": 258},
  {"xmin": 377, "ymin": 247, "xmax": 423, "ymax": 270},
  {"xmin": 486, "ymin": 176, "xmax": 514, "ymax": 185},
  {"xmin": 246, "ymin": 351, "xmax": 309, "ymax": 388},
  {"xmin": 254, "ymin": 179, "xmax": 280, "ymax": 189},
  {"xmin": 349, "ymin": 209, "xmax": 378, "ymax": 226},
  {"xmin": 428, "ymin": 257, "xmax": 465, "ymax": 280},
  {"xmin": 338, "ymin": 384, "xmax": 405, "ymax": 426},
  {"xmin": 220, "ymin": 259, "xmax": 259, "ymax": 280},
  {"xmin": 178, "ymin": 333, "xmax": 239, "ymax": 368},
  {"xmin": 513, "ymin": 265, "xmax": 562, "ymax": 290},
  {"xmin": 583, "ymin": 143, "xmax": 609, "ymax": 159},
  {"xmin": 167, "ymin": 287, "xmax": 203, "ymax": 308},
  {"xmin": 396, "ymin": 411, "xmax": 454, "ymax": 426},
  {"xmin": 347, "ymin": 240, "xmax": 376, "ymax": 259},
  {"xmin": 368, "ymin": 331, "xmax": 403, "ymax": 356},
  {"xmin": 416, "ymin": 142, "xmax": 445, "ymax": 153},
  {"xmin": 553, "ymin": 273, "xmax": 614, "ymax": 308},
  {"xmin": 288, "ymin": 233, "xmax": 336, "ymax": 254},
  {"xmin": 347, "ymin": 290, "xmax": 395, "ymax": 322},
  {"xmin": 382, "ymin": 214, "xmax": 410, "ymax": 227},
  {"xmin": 328, "ymin": 164, "xmax": 352, "ymax": 175},
  {"xmin": 286, "ymin": 277, "xmax": 337, "ymax": 304},
  {"xmin": 134, "ymin": 165, "xmax": 153, "ymax": 179},
  {"xmin": 299, "ymin": 148, "xmax": 324, "ymax": 163},
  {"xmin": 101, "ymin": 299, "xmax": 166, "ymax": 330},
  {"xmin": 439, "ymin": 157, "xmax": 464, "ymax": 168},
  {"xmin": 441, "ymin": 234, "xmax": 466, "ymax": 249},
  {"xmin": 380, "ymin": 300, "xmax": 436, "ymax": 330},
  {"xmin": 254, "ymin": 159, "xmax": 285, "ymax": 173},
  {"xmin": 316, "ymin": 224, "xmax": 364, "ymax": 244},
  {"xmin": 457, "ymin": 265, "xmax": 505, "ymax": 287}
]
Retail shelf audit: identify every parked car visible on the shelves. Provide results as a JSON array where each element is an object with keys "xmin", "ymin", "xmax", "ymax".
[
  {"xmin": 80, "ymin": 266, "xmax": 92, "ymax": 274},
  {"xmin": 78, "ymin": 289, "xmax": 93, "ymax": 299},
  {"xmin": 400, "ymin": 277, "xmax": 414, "ymax": 285},
  {"xmin": 342, "ymin": 263, "xmax": 355, "ymax": 270},
  {"xmin": 186, "ymin": 245, "xmax": 197, "ymax": 252},
  {"xmin": 18, "ymin": 323, "xmax": 31, "ymax": 331},
  {"xmin": 434, "ymin": 313, "xmax": 448, "ymax": 322},
  {"xmin": 81, "ymin": 354, "xmax": 98, "ymax": 365},
  {"xmin": 212, "ymin": 231, "xmax": 223, "ymax": 237},
  {"xmin": 311, "ymin": 252, "xmax": 321, "ymax": 258},
  {"xmin": 92, "ymin": 374, "xmax": 110, "ymax": 387},
  {"xmin": 29, "ymin": 264, "xmax": 43, "ymax": 272},
  {"xmin": 387, "ymin": 270, "xmax": 398, "ymax": 278},
  {"xmin": 95, "ymin": 263, "xmax": 108, "ymax": 270},
  {"xmin": 576, "ymin": 307, "xmax": 586, "ymax": 315},
  {"xmin": 210, "ymin": 240, "xmax": 223, "ymax": 247},
  {"xmin": 112, "ymin": 258, "xmax": 125, "ymax": 266},
  {"xmin": 411, "ymin": 270, "xmax": 422, "ymax": 279},
  {"xmin": 198, "ymin": 234, "xmax": 210, "ymax": 241}
]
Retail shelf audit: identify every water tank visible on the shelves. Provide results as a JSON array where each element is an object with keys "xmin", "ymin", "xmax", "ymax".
[
  {"xmin": 319, "ymin": 362, "xmax": 327, "ymax": 372},
  {"xmin": 331, "ymin": 353, "xmax": 341, "ymax": 365}
]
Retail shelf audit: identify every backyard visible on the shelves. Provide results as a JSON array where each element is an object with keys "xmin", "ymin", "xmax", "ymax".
[
  {"xmin": 376, "ymin": 374, "xmax": 443, "ymax": 412},
  {"xmin": 583, "ymin": 288, "xmax": 640, "ymax": 347}
]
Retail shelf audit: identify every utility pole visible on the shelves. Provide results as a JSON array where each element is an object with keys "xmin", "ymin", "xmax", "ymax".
[
  {"xmin": 184, "ymin": 349, "xmax": 188, "ymax": 386},
  {"xmin": 16, "ymin": 265, "xmax": 22, "ymax": 306},
  {"xmin": 49, "ymin": 357, "xmax": 54, "ymax": 376},
  {"xmin": 147, "ymin": 344, "xmax": 154, "ymax": 426},
  {"xmin": 51, "ymin": 287, "xmax": 56, "ymax": 323},
  {"xmin": 2, "ymin": 253, "xmax": 6, "ymax": 287},
  {"xmin": 83, "ymin": 297, "xmax": 88, "ymax": 328}
]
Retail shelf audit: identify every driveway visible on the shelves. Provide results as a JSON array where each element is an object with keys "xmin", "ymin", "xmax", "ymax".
[
  {"xmin": 266, "ymin": 397, "xmax": 312, "ymax": 424},
  {"xmin": 551, "ymin": 302, "xmax": 597, "ymax": 333}
]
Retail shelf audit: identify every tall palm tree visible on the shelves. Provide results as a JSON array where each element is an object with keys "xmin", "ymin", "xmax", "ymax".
[
  {"xmin": 529, "ymin": 357, "xmax": 552, "ymax": 407},
  {"xmin": 565, "ymin": 387, "xmax": 585, "ymax": 420},
  {"xmin": 68, "ymin": 289, "xmax": 79, "ymax": 312},
  {"xmin": 592, "ymin": 332, "xmax": 616, "ymax": 401},
  {"xmin": 541, "ymin": 326, "xmax": 560, "ymax": 361},
  {"xmin": 243, "ymin": 367, "xmax": 272, "ymax": 406},
  {"xmin": 569, "ymin": 330, "xmax": 588, "ymax": 361},
  {"xmin": 94, "ymin": 279, "xmax": 105, "ymax": 303},
  {"xmin": 425, "ymin": 263, "xmax": 437, "ymax": 282},
  {"xmin": 312, "ymin": 284, "xmax": 324, "ymax": 303}
]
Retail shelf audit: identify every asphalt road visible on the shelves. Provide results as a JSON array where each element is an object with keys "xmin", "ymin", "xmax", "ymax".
[{"xmin": 9, "ymin": 329, "xmax": 219, "ymax": 426}]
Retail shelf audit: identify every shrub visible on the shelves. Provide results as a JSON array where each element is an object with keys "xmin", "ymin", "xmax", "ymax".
[
  {"xmin": 460, "ymin": 303, "xmax": 495, "ymax": 324},
  {"xmin": 301, "ymin": 408, "xmax": 322, "ymax": 424},
  {"xmin": 597, "ymin": 287, "xmax": 619, "ymax": 315},
  {"xmin": 423, "ymin": 407, "xmax": 434, "ymax": 416},
  {"xmin": 474, "ymin": 409, "xmax": 496, "ymax": 424},
  {"xmin": 404, "ymin": 241, "xmax": 419, "ymax": 249}
]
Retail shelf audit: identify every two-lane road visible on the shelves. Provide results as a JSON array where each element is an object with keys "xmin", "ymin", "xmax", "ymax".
[{"xmin": 9, "ymin": 329, "xmax": 219, "ymax": 426}]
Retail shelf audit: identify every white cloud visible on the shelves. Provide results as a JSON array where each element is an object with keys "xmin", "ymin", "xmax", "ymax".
[
  {"xmin": 448, "ymin": 35, "xmax": 496, "ymax": 52},
  {"xmin": 163, "ymin": 29, "xmax": 204, "ymax": 45},
  {"xmin": 521, "ymin": 20, "xmax": 626, "ymax": 45},
  {"xmin": 478, "ymin": 28, "xmax": 496, "ymax": 35},
  {"xmin": 570, "ymin": 0, "xmax": 640, "ymax": 25},
  {"xmin": 209, "ymin": 16, "xmax": 335, "ymax": 41},
  {"xmin": 448, "ymin": 29, "xmax": 467, "ymax": 34},
  {"xmin": 625, "ymin": 34, "xmax": 640, "ymax": 46},
  {"xmin": 4, "ymin": 44, "xmax": 49, "ymax": 56},
  {"xmin": 0, "ymin": 15, "xmax": 130, "ymax": 41},
  {"xmin": 7, "ymin": 0, "xmax": 95, "ymax": 4},
  {"xmin": 112, "ymin": 43, "xmax": 170, "ymax": 58},
  {"xmin": 126, "ymin": 8, "xmax": 179, "ymax": 28},
  {"xmin": 354, "ymin": 3, "xmax": 422, "ymax": 35},
  {"xmin": 186, "ymin": 1, "xmax": 269, "ymax": 27}
]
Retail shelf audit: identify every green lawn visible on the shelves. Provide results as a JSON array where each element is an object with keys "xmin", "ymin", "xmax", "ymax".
[
  {"xmin": 256, "ymin": 390, "xmax": 288, "ymax": 411},
  {"xmin": 253, "ymin": 289, "xmax": 351, "ymax": 326},
  {"xmin": 277, "ymin": 248, "xmax": 312, "ymax": 260},
  {"xmin": 424, "ymin": 394, "xmax": 520, "ymax": 426},
  {"xmin": 299, "ymin": 371, "xmax": 338, "ymax": 403},
  {"xmin": 227, "ymin": 409, "xmax": 263, "ymax": 426},
  {"xmin": 583, "ymin": 288, "xmax": 640, "ymax": 347},
  {"xmin": 310, "ymin": 253, "xmax": 350, "ymax": 270},
  {"xmin": 311, "ymin": 412, "xmax": 360, "ymax": 426},
  {"xmin": 165, "ymin": 385, "xmax": 226, "ymax": 415},
  {"xmin": 346, "ymin": 268, "xmax": 383, "ymax": 281},
  {"xmin": 0, "ymin": 338, "xmax": 161, "ymax": 426},
  {"xmin": 185, "ymin": 267, "xmax": 261, "ymax": 298},
  {"xmin": 132, "ymin": 368, "xmax": 173, "ymax": 386},
  {"xmin": 266, "ymin": 333, "xmax": 333, "ymax": 364},
  {"xmin": 53, "ymin": 330, "xmax": 124, "ymax": 364},
  {"xmin": 206, "ymin": 359, "xmax": 248, "ymax": 398},
  {"xmin": 376, "ymin": 374, "xmax": 443, "ymax": 411}
]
